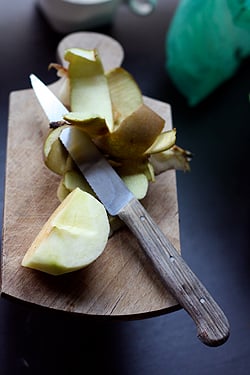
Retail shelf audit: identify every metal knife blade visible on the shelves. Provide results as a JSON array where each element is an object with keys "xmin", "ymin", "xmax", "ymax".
[
  {"xmin": 30, "ymin": 74, "xmax": 230, "ymax": 347},
  {"xmin": 30, "ymin": 74, "xmax": 68, "ymax": 122},
  {"xmin": 60, "ymin": 126, "xmax": 134, "ymax": 216}
]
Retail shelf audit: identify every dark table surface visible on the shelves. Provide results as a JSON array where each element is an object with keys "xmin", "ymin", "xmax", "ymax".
[{"xmin": 1, "ymin": 1, "xmax": 249, "ymax": 374}]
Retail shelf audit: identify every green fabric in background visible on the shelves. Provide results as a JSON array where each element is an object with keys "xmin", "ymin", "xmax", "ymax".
[{"xmin": 166, "ymin": 0, "xmax": 250, "ymax": 106}]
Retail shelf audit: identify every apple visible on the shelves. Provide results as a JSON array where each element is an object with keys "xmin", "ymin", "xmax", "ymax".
[
  {"xmin": 22, "ymin": 188, "xmax": 110, "ymax": 275},
  {"xmin": 60, "ymin": 168, "xmax": 148, "ymax": 201},
  {"xmin": 55, "ymin": 169, "xmax": 148, "ymax": 238},
  {"xmin": 22, "ymin": 47, "xmax": 192, "ymax": 276},
  {"xmin": 121, "ymin": 173, "xmax": 148, "ymax": 200},
  {"xmin": 42, "ymin": 47, "xmax": 192, "ymax": 243}
]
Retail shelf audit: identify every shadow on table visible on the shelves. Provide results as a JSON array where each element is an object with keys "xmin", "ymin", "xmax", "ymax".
[{"xmin": 0, "ymin": 298, "xmax": 129, "ymax": 374}]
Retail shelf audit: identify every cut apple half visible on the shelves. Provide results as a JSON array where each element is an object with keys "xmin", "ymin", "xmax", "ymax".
[{"xmin": 22, "ymin": 188, "xmax": 110, "ymax": 275}]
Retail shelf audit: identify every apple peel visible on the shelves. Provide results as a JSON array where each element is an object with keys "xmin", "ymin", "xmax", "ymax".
[
  {"xmin": 144, "ymin": 129, "xmax": 176, "ymax": 155},
  {"xmin": 65, "ymin": 48, "xmax": 114, "ymax": 132},
  {"xmin": 150, "ymin": 145, "xmax": 192, "ymax": 174},
  {"xmin": 43, "ymin": 47, "xmax": 192, "ymax": 243},
  {"xmin": 106, "ymin": 67, "xmax": 143, "ymax": 125},
  {"xmin": 44, "ymin": 125, "xmax": 77, "ymax": 176},
  {"xmin": 95, "ymin": 104, "xmax": 165, "ymax": 159},
  {"xmin": 63, "ymin": 112, "xmax": 109, "ymax": 137}
]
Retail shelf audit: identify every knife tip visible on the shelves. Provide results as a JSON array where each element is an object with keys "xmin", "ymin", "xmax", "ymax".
[{"xmin": 29, "ymin": 73, "xmax": 36, "ymax": 81}]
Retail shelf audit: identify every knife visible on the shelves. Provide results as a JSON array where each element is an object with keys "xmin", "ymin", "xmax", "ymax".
[{"xmin": 30, "ymin": 73, "xmax": 230, "ymax": 346}]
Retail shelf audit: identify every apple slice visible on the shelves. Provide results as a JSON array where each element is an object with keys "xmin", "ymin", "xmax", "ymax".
[
  {"xmin": 63, "ymin": 170, "xmax": 92, "ymax": 194},
  {"xmin": 55, "ymin": 178, "xmax": 122, "ymax": 238},
  {"xmin": 22, "ymin": 188, "xmax": 110, "ymax": 275},
  {"xmin": 57, "ymin": 169, "xmax": 91, "ymax": 203},
  {"xmin": 60, "ymin": 169, "xmax": 148, "ymax": 201},
  {"xmin": 121, "ymin": 173, "xmax": 148, "ymax": 200}
]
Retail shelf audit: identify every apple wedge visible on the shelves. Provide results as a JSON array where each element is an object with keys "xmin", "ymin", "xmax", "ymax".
[{"xmin": 22, "ymin": 188, "xmax": 110, "ymax": 275}]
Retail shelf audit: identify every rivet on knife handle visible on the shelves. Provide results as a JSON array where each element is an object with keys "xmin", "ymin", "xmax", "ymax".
[{"xmin": 119, "ymin": 197, "xmax": 230, "ymax": 347}]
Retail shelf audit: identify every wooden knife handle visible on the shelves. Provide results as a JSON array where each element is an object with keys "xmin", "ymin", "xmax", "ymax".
[{"xmin": 119, "ymin": 197, "xmax": 230, "ymax": 347}]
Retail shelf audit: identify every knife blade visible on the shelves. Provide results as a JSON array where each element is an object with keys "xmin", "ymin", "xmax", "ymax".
[
  {"xmin": 30, "ymin": 74, "xmax": 230, "ymax": 347},
  {"xmin": 30, "ymin": 74, "xmax": 69, "ymax": 123}
]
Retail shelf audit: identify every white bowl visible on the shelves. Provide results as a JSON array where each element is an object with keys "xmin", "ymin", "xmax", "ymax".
[{"xmin": 38, "ymin": 0, "xmax": 122, "ymax": 33}]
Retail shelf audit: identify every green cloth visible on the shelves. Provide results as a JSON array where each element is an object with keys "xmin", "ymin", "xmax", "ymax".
[
  {"xmin": 166, "ymin": 0, "xmax": 250, "ymax": 106},
  {"xmin": 228, "ymin": 0, "xmax": 250, "ymax": 28}
]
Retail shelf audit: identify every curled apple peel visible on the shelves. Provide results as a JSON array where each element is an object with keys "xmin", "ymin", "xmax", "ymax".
[
  {"xmin": 65, "ymin": 48, "xmax": 114, "ymax": 133},
  {"xmin": 46, "ymin": 47, "xmax": 192, "ymax": 227},
  {"xmin": 22, "ymin": 47, "xmax": 192, "ymax": 276}
]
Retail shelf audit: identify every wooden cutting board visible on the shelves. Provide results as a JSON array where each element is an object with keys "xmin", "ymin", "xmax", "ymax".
[{"xmin": 1, "ymin": 32, "xmax": 181, "ymax": 318}]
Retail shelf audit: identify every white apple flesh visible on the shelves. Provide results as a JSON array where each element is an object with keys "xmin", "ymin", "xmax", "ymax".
[{"xmin": 22, "ymin": 188, "xmax": 110, "ymax": 275}]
